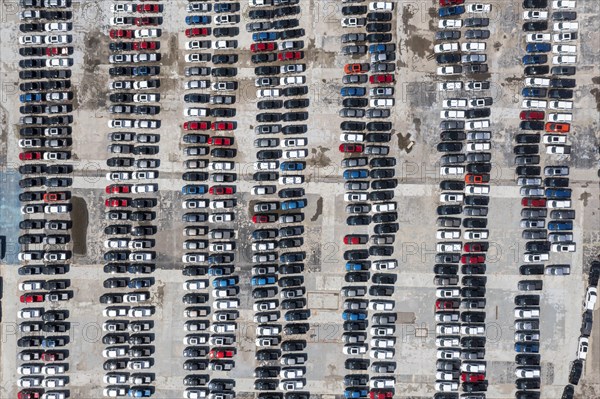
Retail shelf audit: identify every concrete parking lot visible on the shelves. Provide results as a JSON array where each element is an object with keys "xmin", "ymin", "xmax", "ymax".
[{"xmin": 1, "ymin": 0, "xmax": 599, "ymax": 398}]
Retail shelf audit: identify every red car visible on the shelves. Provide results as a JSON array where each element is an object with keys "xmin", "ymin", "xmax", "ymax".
[
  {"xmin": 463, "ymin": 243, "xmax": 489, "ymax": 252},
  {"xmin": 135, "ymin": 17, "xmax": 159, "ymax": 26},
  {"xmin": 133, "ymin": 41, "xmax": 159, "ymax": 50},
  {"xmin": 209, "ymin": 186, "xmax": 235, "ymax": 195},
  {"xmin": 519, "ymin": 110, "xmax": 545, "ymax": 120},
  {"xmin": 20, "ymin": 294, "xmax": 44, "ymax": 303},
  {"xmin": 41, "ymin": 352, "xmax": 64, "ymax": 362},
  {"xmin": 369, "ymin": 74, "xmax": 394, "ymax": 84},
  {"xmin": 18, "ymin": 392, "xmax": 40, "ymax": 399},
  {"xmin": 521, "ymin": 197, "xmax": 546, "ymax": 207},
  {"xmin": 109, "ymin": 29, "xmax": 133, "ymax": 39},
  {"xmin": 461, "ymin": 373, "xmax": 485, "ymax": 382},
  {"xmin": 208, "ymin": 137, "xmax": 233, "ymax": 146},
  {"xmin": 137, "ymin": 3, "xmax": 160, "ymax": 13},
  {"xmin": 105, "ymin": 185, "xmax": 131, "ymax": 194},
  {"xmin": 212, "ymin": 121, "xmax": 234, "ymax": 131},
  {"xmin": 369, "ymin": 391, "xmax": 393, "ymax": 399},
  {"xmin": 339, "ymin": 144, "xmax": 363, "ymax": 153},
  {"xmin": 209, "ymin": 349, "xmax": 234, "ymax": 359},
  {"xmin": 252, "ymin": 214, "xmax": 275, "ymax": 224},
  {"xmin": 545, "ymin": 122, "xmax": 570, "ymax": 133},
  {"xmin": 436, "ymin": 299, "xmax": 459, "ymax": 310},
  {"xmin": 184, "ymin": 121, "xmax": 210, "ymax": 131},
  {"xmin": 105, "ymin": 198, "xmax": 130, "ymax": 207},
  {"xmin": 251, "ymin": 42, "xmax": 276, "ymax": 52},
  {"xmin": 440, "ymin": 0, "xmax": 464, "ymax": 5},
  {"xmin": 465, "ymin": 174, "xmax": 490, "ymax": 184},
  {"xmin": 46, "ymin": 47, "xmax": 70, "ymax": 56},
  {"xmin": 278, "ymin": 51, "xmax": 303, "ymax": 61},
  {"xmin": 19, "ymin": 152, "xmax": 42, "ymax": 161},
  {"xmin": 43, "ymin": 192, "xmax": 68, "ymax": 202},
  {"xmin": 343, "ymin": 235, "xmax": 368, "ymax": 245},
  {"xmin": 461, "ymin": 255, "xmax": 486, "ymax": 264},
  {"xmin": 185, "ymin": 27, "xmax": 210, "ymax": 37},
  {"xmin": 344, "ymin": 63, "xmax": 367, "ymax": 74}
]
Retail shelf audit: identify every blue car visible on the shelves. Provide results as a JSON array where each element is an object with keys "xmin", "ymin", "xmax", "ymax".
[
  {"xmin": 182, "ymin": 184, "xmax": 207, "ymax": 195},
  {"xmin": 281, "ymin": 199, "xmax": 307, "ymax": 210},
  {"xmin": 251, "ymin": 275, "xmax": 277, "ymax": 286},
  {"xmin": 522, "ymin": 87, "xmax": 547, "ymax": 98},
  {"xmin": 526, "ymin": 43, "xmax": 551, "ymax": 53},
  {"xmin": 522, "ymin": 54, "xmax": 548, "ymax": 65},
  {"xmin": 128, "ymin": 389, "xmax": 152, "ymax": 397},
  {"xmin": 41, "ymin": 338, "xmax": 58, "ymax": 348},
  {"xmin": 341, "ymin": 87, "xmax": 366, "ymax": 97},
  {"xmin": 215, "ymin": 3, "xmax": 237, "ymax": 12},
  {"xmin": 186, "ymin": 15, "xmax": 210, "ymax": 25},
  {"xmin": 548, "ymin": 221, "xmax": 573, "ymax": 231},
  {"xmin": 20, "ymin": 93, "xmax": 42, "ymax": 103},
  {"xmin": 345, "ymin": 262, "xmax": 368, "ymax": 271},
  {"xmin": 368, "ymin": 44, "xmax": 386, "ymax": 53},
  {"xmin": 253, "ymin": 31, "xmax": 278, "ymax": 41},
  {"xmin": 132, "ymin": 66, "xmax": 150, "ymax": 76},
  {"xmin": 343, "ymin": 169, "xmax": 368, "ymax": 179},
  {"xmin": 545, "ymin": 188, "xmax": 571, "ymax": 198},
  {"xmin": 213, "ymin": 277, "xmax": 238, "ymax": 288},
  {"xmin": 344, "ymin": 389, "xmax": 368, "ymax": 399},
  {"xmin": 280, "ymin": 162, "xmax": 305, "ymax": 171},
  {"xmin": 438, "ymin": 5, "xmax": 465, "ymax": 17},
  {"xmin": 342, "ymin": 311, "xmax": 367, "ymax": 321},
  {"xmin": 515, "ymin": 342, "xmax": 539, "ymax": 353}
]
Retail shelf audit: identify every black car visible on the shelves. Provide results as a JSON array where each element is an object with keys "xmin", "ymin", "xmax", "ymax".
[
  {"xmin": 568, "ymin": 360, "xmax": 583, "ymax": 385},
  {"xmin": 525, "ymin": 65, "xmax": 550, "ymax": 76},
  {"xmin": 549, "ymin": 89, "xmax": 573, "ymax": 99},
  {"xmin": 255, "ymin": 380, "xmax": 278, "ymax": 391},
  {"xmin": 545, "ymin": 177, "xmax": 569, "ymax": 188},
  {"xmin": 464, "ymin": 18, "xmax": 489, "ymax": 27},
  {"xmin": 434, "ymin": 265, "xmax": 458, "ymax": 275},
  {"xmin": 461, "ymin": 337, "xmax": 486, "ymax": 348},
  {"xmin": 516, "ymin": 379, "xmax": 540, "ymax": 390},
  {"xmin": 520, "ymin": 264, "xmax": 545, "ymax": 275},
  {"xmin": 435, "ymin": 30, "xmax": 460, "ymax": 40},
  {"xmin": 551, "ymin": 67, "xmax": 576, "ymax": 76},
  {"xmin": 436, "ymin": 53, "xmax": 461, "ymax": 64},
  {"xmin": 522, "ymin": 21, "xmax": 547, "ymax": 31},
  {"xmin": 551, "ymin": 78, "xmax": 576, "ymax": 88},
  {"xmin": 345, "ymin": 359, "xmax": 370, "ymax": 370}
]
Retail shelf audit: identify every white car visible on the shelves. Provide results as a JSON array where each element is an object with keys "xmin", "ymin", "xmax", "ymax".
[
  {"xmin": 526, "ymin": 33, "xmax": 551, "ymax": 42},
  {"xmin": 553, "ymin": 0, "xmax": 576, "ymax": 7},
  {"xmin": 461, "ymin": 42, "xmax": 486, "ymax": 52},
  {"xmin": 370, "ymin": 349, "xmax": 394, "ymax": 359},
  {"xmin": 372, "ymin": 260, "xmax": 397, "ymax": 270},
  {"xmin": 102, "ymin": 346, "xmax": 127, "ymax": 358},
  {"xmin": 340, "ymin": 133, "xmax": 365, "ymax": 143},
  {"xmin": 549, "ymin": 100, "xmax": 573, "ymax": 110},
  {"xmin": 212, "ymin": 40, "xmax": 236, "ymax": 49},
  {"xmin": 554, "ymin": 32, "xmax": 577, "ymax": 41},
  {"xmin": 551, "ymin": 243, "xmax": 576, "ymax": 252},
  {"xmin": 19, "ymin": 281, "xmax": 43, "ymax": 291},
  {"xmin": 548, "ymin": 113, "xmax": 572, "ymax": 122},
  {"xmin": 279, "ymin": 380, "xmax": 305, "ymax": 391},
  {"xmin": 467, "ymin": 3, "xmax": 491, "ymax": 12},
  {"xmin": 103, "ymin": 307, "xmax": 128, "ymax": 317},
  {"xmin": 524, "ymin": 253, "xmax": 549, "ymax": 262},
  {"xmin": 369, "ymin": 300, "xmax": 394, "ymax": 311},
  {"xmin": 516, "ymin": 368, "xmax": 541, "ymax": 378},
  {"xmin": 132, "ymin": 184, "xmax": 158, "ymax": 194},
  {"xmin": 437, "ymin": 349, "xmax": 460, "ymax": 360},
  {"xmin": 438, "ymin": 81, "xmax": 463, "ymax": 91},
  {"xmin": 104, "ymin": 387, "xmax": 127, "ymax": 397},
  {"xmin": 282, "ymin": 76, "xmax": 305, "ymax": 85},
  {"xmin": 584, "ymin": 287, "xmax": 597, "ymax": 311},
  {"xmin": 44, "ymin": 204, "xmax": 69, "ymax": 214},
  {"xmin": 128, "ymin": 360, "xmax": 152, "ymax": 370},
  {"xmin": 552, "ymin": 44, "xmax": 577, "ymax": 54},
  {"xmin": 283, "ymin": 138, "xmax": 307, "ymax": 147},
  {"xmin": 46, "ymin": 58, "xmax": 71, "ymax": 67},
  {"xmin": 440, "ymin": 166, "xmax": 465, "ymax": 176},
  {"xmin": 369, "ymin": 1, "xmax": 393, "ymax": 11},
  {"xmin": 257, "ymin": 89, "xmax": 281, "ymax": 98},
  {"xmin": 522, "ymin": 100, "xmax": 547, "ymax": 109},
  {"xmin": 554, "ymin": 22, "xmax": 578, "ymax": 31},
  {"xmin": 443, "ymin": 99, "xmax": 467, "ymax": 108},
  {"xmin": 525, "ymin": 78, "xmax": 550, "ymax": 87},
  {"xmin": 436, "ymin": 337, "xmax": 460, "ymax": 348},
  {"xmin": 369, "ymin": 378, "xmax": 395, "ymax": 389},
  {"xmin": 548, "ymin": 200, "xmax": 571, "ymax": 208},
  {"xmin": 109, "ymin": 54, "xmax": 132, "ymax": 63},
  {"xmin": 344, "ymin": 193, "xmax": 368, "ymax": 202},
  {"xmin": 184, "ymin": 389, "xmax": 208, "ymax": 399},
  {"xmin": 44, "ymin": 22, "xmax": 70, "ymax": 32},
  {"xmin": 577, "ymin": 337, "xmax": 589, "ymax": 360},
  {"xmin": 437, "ymin": 66, "xmax": 461, "ymax": 76},
  {"xmin": 20, "ymin": 35, "xmax": 44, "ymax": 45},
  {"xmin": 18, "ymin": 365, "xmax": 42, "ymax": 375},
  {"xmin": 543, "ymin": 134, "xmax": 567, "ymax": 144},
  {"xmin": 134, "ymin": 29, "xmax": 160, "ymax": 38},
  {"xmin": 547, "ymin": 145, "xmax": 571, "ymax": 154},
  {"xmin": 42, "ymin": 364, "xmax": 66, "ymax": 375},
  {"xmin": 213, "ymin": 299, "xmax": 239, "ymax": 310},
  {"xmin": 440, "ymin": 110, "xmax": 465, "ymax": 119},
  {"xmin": 184, "ymin": 108, "xmax": 208, "ymax": 117},
  {"xmin": 465, "ymin": 185, "xmax": 490, "ymax": 195},
  {"xmin": 254, "ymin": 161, "xmax": 278, "ymax": 171},
  {"xmin": 461, "ymin": 325, "xmax": 486, "ymax": 335},
  {"xmin": 283, "ymin": 149, "xmax": 308, "ymax": 159},
  {"xmin": 123, "ymin": 292, "xmax": 149, "ymax": 303},
  {"xmin": 370, "ymin": 338, "xmax": 395, "ymax": 348},
  {"xmin": 279, "ymin": 176, "xmax": 303, "ymax": 185},
  {"xmin": 341, "ymin": 17, "xmax": 366, "ymax": 27},
  {"xmin": 436, "ymin": 288, "xmax": 460, "ymax": 298},
  {"xmin": 371, "ymin": 326, "xmax": 395, "ymax": 336},
  {"xmin": 461, "ymin": 363, "xmax": 486, "ymax": 373},
  {"xmin": 436, "ymin": 230, "xmax": 461, "ymax": 239},
  {"xmin": 464, "ymin": 230, "xmax": 489, "ymax": 240},
  {"xmin": 129, "ymin": 307, "xmax": 153, "ymax": 318},
  {"xmin": 438, "ymin": 19, "xmax": 462, "ymax": 29},
  {"xmin": 104, "ymin": 374, "xmax": 128, "ymax": 384},
  {"xmin": 523, "ymin": 10, "xmax": 548, "ymax": 19},
  {"xmin": 18, "ymin": 377, "xmax": 42, "ymax": 388},
  {"xmin": 440, "ymin": 193, "xmax": 463, "ymax": 203},
  {"xmin": 437, "ymin": 242, "xmax": 462, "ymax": 252},
  {"xmin": 553, "ymin": 55, "xmax": 577, "ymax": 64},
  {"xmin": 466, "ymin": 142, "xmax": 491, "ymax": 151},
  {"xmin": 44, "ymin": 35, "xmax": 70, "ymax": 44},
  {"xmin": 514, "ymin": 308, "xmax": 540, "ymax": 318},
  {"xmin": 436, "ymin": 324, "xmax": 460, "ymax": 335},
  {"xmin": 370, "ymin": 99, "xmax": 394, "ymax": 108},
  {"xmin": 434, "ymin": 43, "xmax": 459, "ymax": 53},
  {"xmin": 281, "ymin": 368, "xmax": 305, "ymax": 379},
  {"xmin": 209, "ymin": 162, "xmax": 234, "ymax": 171},
  {"xmin": 43, "ymin": 377, "xmax": 66, "ymax": 388},
  {"xmin": 465, "ymin": 120, "xmax": 490, "ymax": 131}
]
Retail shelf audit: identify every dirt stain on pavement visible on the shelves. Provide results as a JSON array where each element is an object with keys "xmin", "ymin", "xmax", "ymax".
[
  {"xmin": 311, "ymin": 196, "xmax": 323, "ymax": 222},
  {"xmin": 590, "ymin": 88, "xmax": 600, "ymax": 112},
  {"xmin": 309, "ymin": 146, "xmax": 331, "ymax": 168},
  {"xmin": 71, "ymin": 196, "xmax": 88, "ymax": 256},
  {"xmin": 398, "ymin": 132, "xmax": 415, "ymax": 154},
  {"xmin": 579, "ymin": 192, "xmax": 592, "ymax": 207},
  {"xmin": 405, "ymin": 35, "xmax": 432, "ymax": 59}
]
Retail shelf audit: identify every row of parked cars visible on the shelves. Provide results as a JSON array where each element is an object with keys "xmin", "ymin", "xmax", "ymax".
[
  {"xmin": 102, "ymin": 2, "xmax": 167, "ymax": 398},
  {"xmin": 178, "ymin": 2, "xmax": 244, "ymax": 399},
  {"xmin": 514, "ymin": 3, "xmax": 579, "ymax": 398},
  {"xmin": 433, "ymin": 2, "xmax": 495, "ymax": 398},
  {"xmin": 245, "ymin": 1, "xmax": 312, "ymax": 399},
  {"xmin": 339, "ymin": 2, "xmax": 400, "ymax": 399},
  {"xmin": 17, "ymin": 1, "xmax": 75, "ymax": 399}
]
